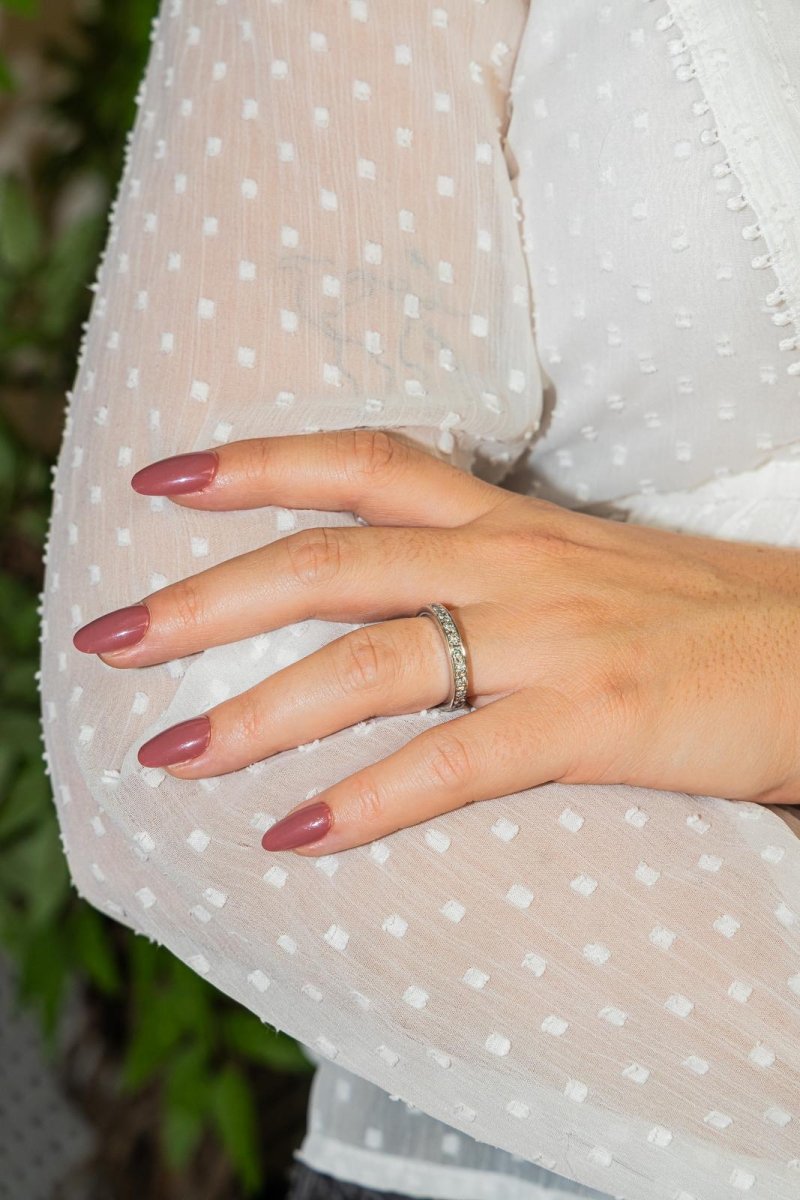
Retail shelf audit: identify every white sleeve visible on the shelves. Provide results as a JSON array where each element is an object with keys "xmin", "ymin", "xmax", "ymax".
[
  {"xmin": 100, "ymin": 0, "xmax": 541, "ymax": 473},
  {"xmin": 40, "ymin": 3, "xmax": 800, "ymax": 1200}
]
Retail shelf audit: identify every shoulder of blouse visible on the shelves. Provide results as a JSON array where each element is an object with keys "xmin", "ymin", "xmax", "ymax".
[{"xmin": 665, "ymin": 0, "xmax": 800, "ymax": 379}]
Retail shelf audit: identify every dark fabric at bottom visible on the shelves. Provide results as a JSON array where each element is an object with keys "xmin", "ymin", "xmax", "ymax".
[{"xmin": 285, "ymin": 1159, "xmax": 432, "ymax": 1200}]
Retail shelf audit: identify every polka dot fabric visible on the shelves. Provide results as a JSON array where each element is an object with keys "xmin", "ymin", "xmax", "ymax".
[
  {"xmin": 40, "ymin": 2, "xmax": 800, "ymax": 1199},
  {"xmin": 295, "ymin": 457, "xmax": 800, "ymax": 1200},
  {"xmin": 508, "ymin": 0, "xmax": 800, "ymax": 509}
]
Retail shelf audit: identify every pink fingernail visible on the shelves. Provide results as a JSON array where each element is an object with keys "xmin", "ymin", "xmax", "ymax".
[
  {"xmin": 261, "ymin": 801, "xmax": 332, "ymax": 852},
  {"xmin": 73, "ymin": 603, "xmax": 150, "ymax": 654},
  {"xmin": 131, "ymin": 451, "xmax": 219, "ymax": 496},
  {"xmin": 138, "ymin": 715, "xmax": 211, "ymax": 768}
]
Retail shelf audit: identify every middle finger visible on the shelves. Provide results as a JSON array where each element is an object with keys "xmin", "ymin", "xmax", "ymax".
[
  {"xmin": 136, "ymin": 611, "xmax": 481, "ymax": 775},
  {"xmin": 72, "ymin": 525, "xmax": 464, "ymax": 667}
]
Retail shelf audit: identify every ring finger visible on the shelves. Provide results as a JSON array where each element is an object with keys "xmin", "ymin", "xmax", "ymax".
[{"xmin": 137, "ymin": 608, "xmax": 492, "ymax": 775}]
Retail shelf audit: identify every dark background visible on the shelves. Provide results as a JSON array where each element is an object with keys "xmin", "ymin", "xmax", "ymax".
[{"xmin": 0, "ymin": 3, "xmax": 314, "ymax": 1196}]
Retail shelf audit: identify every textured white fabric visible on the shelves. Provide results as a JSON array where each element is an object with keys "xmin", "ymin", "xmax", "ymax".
[
  {"xmin": 506, "ymin": 0, "xmax": 800, "ymax": 509},
  {"xmin": 294, "ymin": 457, "xmax": 800, "ymax": 1200},
  {"xmin": 39, "ymin": 2, "xmax": 800, "ymax": 1199}
]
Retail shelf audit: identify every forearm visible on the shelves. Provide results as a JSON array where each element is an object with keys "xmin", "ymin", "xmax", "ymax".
[{"xmin": 769, "ymin": 804, "xmax": 800, "ymax": 838}]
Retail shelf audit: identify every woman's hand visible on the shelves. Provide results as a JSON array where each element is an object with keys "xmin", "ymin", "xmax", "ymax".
[{"xmin": 72, "ymin": 430, "xmax": 800, "ymax": 855}]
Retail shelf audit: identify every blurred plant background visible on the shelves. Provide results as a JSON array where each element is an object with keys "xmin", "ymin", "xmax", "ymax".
[{"xmin": 0, "ymin": 2, "xmax": 313, "ymax": 1196}]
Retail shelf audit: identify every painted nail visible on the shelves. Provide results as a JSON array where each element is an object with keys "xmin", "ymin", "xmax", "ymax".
[
  {"xmin": 138, "ymin": 715, "xmax": 211, "ymax": 768},
  {"xmin": 131, "ymin": 451, "xmax": 219, "ymax": 496},
  {"xmin": 261, "ymin": 801, "xmax": 332, "ymax": 852},
  {"xmin": 73, "ymin": 603, "xmax": 150, "ymax": 654}
]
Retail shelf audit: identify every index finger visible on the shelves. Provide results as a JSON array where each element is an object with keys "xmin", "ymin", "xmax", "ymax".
[{"xmin": 130, "ymin": 428, "xmax": 506, "ymax": 528}]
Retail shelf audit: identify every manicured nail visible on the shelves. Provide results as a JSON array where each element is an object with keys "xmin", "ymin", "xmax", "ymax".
[
  {"xmin": 138, "ymin": 715, "xmax": 211, "ymax": 768},
  {"xmin": 73, "ymin": 603, "xmax": 150, "ymax": 654},
  {"xmin": 131, "ymin": 451, "xmax": 219, "ymax": 496},
  {"xmin": 261, "ymin": 801, "xmax": 332, "ymax": 852}
]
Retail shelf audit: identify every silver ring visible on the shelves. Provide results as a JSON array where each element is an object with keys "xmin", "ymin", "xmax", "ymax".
[{"xmin": 416, "ymin": 602, "xmax": 470, "ymax": 710}]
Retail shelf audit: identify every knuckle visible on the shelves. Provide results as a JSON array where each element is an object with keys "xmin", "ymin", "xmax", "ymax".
[
  {"xmin": 585, "ymin": 654, "xmax": 642, "ymax": 732},
  {"xmin": 486, "ymin": 526, "xmax": 574, "ymax": 572},
  {"xmin": 243, "ymin": 437, "xmax": 274, "ymax": 483},
  {"xmin": 336, "ymin": 628, "xmax": 397, "ymax": 695},
  {"xmin": 350, "ymin": 776, "xmax": 386, "ymax": 826},
  {"xmin": 340, "ymin": 428, "xmax": 405, "ymax": 482},
  {"xmin": 425, "ymin": 731, "xmax": 475, "ymax": 791},
  {"xmin": 284, "ymin": 527, "xmax": 344, "ymax": 588},
  {"xmin": 236, "ymin": 693, "xmax": 266, "ymax": 745},
  {"xmin": 169, "ymin": 578, "xmax": 207, "ymax": 631},
  {"xmin": 569, "ymin": 592, "xmax": 617, "ymax": 629}
]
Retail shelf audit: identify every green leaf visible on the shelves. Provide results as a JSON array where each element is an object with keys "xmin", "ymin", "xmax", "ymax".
[
  {"xmin": 0, "ymin": 0, "xmax": 40, "ymax": 14},
  {"xmin": 162, "ymin": 1105, "xmax": 205, "ymax": 1172},
  {"xmin": 38, "ymin": 211, "xmax": 104, "ymax": 338},
  {"xmin": 68, "ymin": 903, "xmax": 121, "ymax": 996},
  {"xmin": 15, "ymin": 920, "xmax": 68, "ymax": 1048},
  {"xmin": 21, "ymin": 818, "xmax": 70, "ymax": 928},
  {"xmin": 0, "ymin": 762, "xmax": 44, "ymax": 843},
  {"xmin": 0, "ymin": 571, "xmax": 42, "ymax": 656},
  {"xmin": 11, "ymin": 502, "xmax": 48, "ymax": 552},
  {"xmin": 0, "ymin": 176, "xmax": 42, "ymax": 273},
  {"xmin": 211, "ymin": 1065, "xmax": 263, "ymax": 1194},
  {"xmin": 0, "ymin": 710, "xmax": 41, "ymax": 759},
  {"xmin": 165, "ymin": 956, "xmax": 214, "ymax": 1041},
  {"xmin": 161, "ymin": 1045, "xmax": 212, "ymax": 1170},
  {"xmin": 221, "ymin": 1009, "xmax": 314, "ymax": 1074},
  {"xmin": 0, "ymin": 807, "xmax": 70, "ymax": 929},
  {"xmin": 128, "ymin": 930, "xmax": 163, "ymax": 1003},
  {"xmin": 121, "ymin": 987, "xmax": 186, "ymax": 1091},
  {"xmin": 1, "ymin": 658, "xmax": 39, "ymax": 706},
  {"xmin": 165, "ymin": 1044, "xmax": 211, "ymax": 1112},
  {"xmin": 121, "ymin": 943, "xmax": 218, "ymax": 1092}
]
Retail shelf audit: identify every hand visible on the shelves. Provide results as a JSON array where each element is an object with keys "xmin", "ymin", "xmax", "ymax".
[{"xmin": 72, "ymin": 430, "xmax": 800, "ymax": 856}]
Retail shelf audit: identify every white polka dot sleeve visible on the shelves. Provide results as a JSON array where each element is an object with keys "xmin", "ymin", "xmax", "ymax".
[
  {"xmin": 86, "ymin": 0, "xmax": 540, "ymax": 475},
  {"xmin": 40, "ymin": 3, "xmax": 800, "ymax": 1200}
]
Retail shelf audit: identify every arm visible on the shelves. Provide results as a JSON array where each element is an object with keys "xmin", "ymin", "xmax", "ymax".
[
  {"xmin": 42, "ymin": 5, "xmax": 800, "ymax": 1198},
  {"xmin": 123, "ymin": 0, "xmax": 542, "ymax": 470}
]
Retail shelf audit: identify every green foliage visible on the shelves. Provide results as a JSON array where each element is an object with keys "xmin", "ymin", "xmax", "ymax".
[
  {"xmin": 0, "ymin": 175, "xmax": 42, "ymax": 271},
  {"xmin": 114, "ymin": 937, "xmax": 310, "ymax": 1189},
  {"xmin": 2, "ymin": 0, "xmax": 40, "ymax": 14},
  {"xmin": 68, "ymin": 902, "xmax": 122, "ymax": 996},
  {"xmin": 163, "ymin": 1044, "xmax": 212, "ymax": 1170},
  {"xmin": 0, "ymin": 2, "xmax": 313, "ymax": 1194},
  {"xmin": 0, "ymin": 0, "xmax": 38, "ymax": 94},
  {"xmin": 0, "ymin": 173, "xmax": 106, "ymax": 387},
  {"xmin": 212, "ymin": 1066, "xmax": 263, "ymax": 1195},
  {"xmin": 222, "ymin": 1009, "xmax": 314, "ymax": 1074}
]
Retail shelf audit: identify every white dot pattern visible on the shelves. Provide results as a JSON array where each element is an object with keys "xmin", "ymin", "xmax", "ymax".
[
  {"xmin": 39, "ymin": 3, "xmax": 800, "ymax": 1200},
  {"xmin": 506, "ymin": 0, "xmax": 800, "ymax": 511}
]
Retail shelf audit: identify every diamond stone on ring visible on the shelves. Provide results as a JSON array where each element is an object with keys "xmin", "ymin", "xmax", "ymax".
[{"xmin": 416, "ymin": 602, "xmax": 470, "ymax": 711}]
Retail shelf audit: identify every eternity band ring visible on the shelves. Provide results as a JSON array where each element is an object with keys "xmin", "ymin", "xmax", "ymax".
[{"xmin": 416, "ymin": 602, "xmax": 470, "ymax": 711}]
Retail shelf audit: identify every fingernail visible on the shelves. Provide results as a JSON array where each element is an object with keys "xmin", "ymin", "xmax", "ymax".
[
  {"xmin": 138, "ymin": 715, "xmax": 211, "ymax": 768},
  {"xmin": 262, "ymin": 801, "xmax": 332, "ymax": 852},
  {"xmin": 73, "ymin": 603, "xmax": 150, "ymax": 654},
  {"xmin": 131, "ymin": 451, "xmax": 219, "ymax": 496}
]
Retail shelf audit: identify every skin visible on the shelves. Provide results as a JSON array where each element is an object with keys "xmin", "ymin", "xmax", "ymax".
[{"xmin": 75, "ymin": 429, "xmax": 800, "ymax": 855}]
